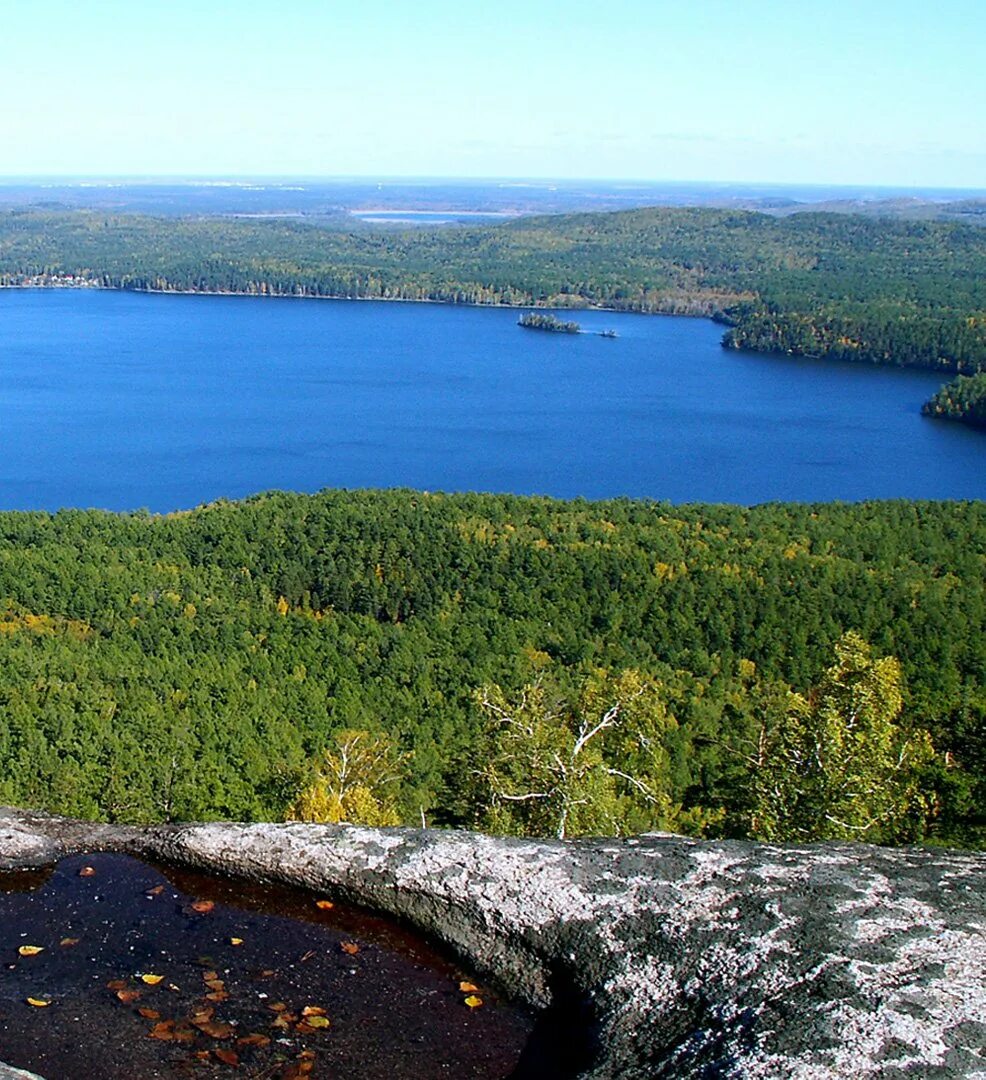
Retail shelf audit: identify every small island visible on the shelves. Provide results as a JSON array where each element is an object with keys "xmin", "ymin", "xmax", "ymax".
[
  {"xmin": 921, "ymin": 372, "xmax": 986, "ymax": 429},
  {"xmin": 518, "ymin": 312, "xmax": 619, "ymax": 337},
  {"xmin": 518, "ymin": 311, "xmax": 582, "ymax": 333}
]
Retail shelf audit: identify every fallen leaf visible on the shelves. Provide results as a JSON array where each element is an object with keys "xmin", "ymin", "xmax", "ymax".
[
  {"xmin": 149, "ymin": 1021, "xmax": 176, "ymax": 1041},
  {"xmin": 314, "ymin": 899, "xmax": 334, "ymax": 910},
  {"xmin": 146, "ymin": 884, "xmax": 166, "ymax": 897},
  {"xmin": 106, "ymin": 980, "xmax": 128, "ymax": 991},
  {"xmin": 463, "ymin": 995, "xmax": 483, "ymax": 1008},
  {"xmin": 214, "ymin": 1048, "xmax": 240, "ymax": 1067},
  {"xmin": 206, "ymin": 990, "xmax": 230, "ymax": 1003},
  {"xmin": 202, "ymin": 970, "xmax": 220, "ymax": 982},
  {"xmin": 116, "ymin": 989, "xmax": 142, "ymax": 1004},
  {"xmin": 229, "ymin": 937, "xmax": 244, "ymax": 946},
  {"xmin": 59, "ymin": 938, "xmax": 80, "ymax": 947},
  {"xmin": 458, "ymin": 981, "xmax": 479, "ymax": 993},
  {"xmin": 190, "ymin": 900, "xmax": 215, "ymax": 914},
  {"xmin": 268, "ymin": 1002, "xmax": 289, "ymax": 1012},
  {"xmin": 271, "ymin": 1014, "xmax": 293, "ymax": 1030},
  {"xmin": 193, "ymin": 1019, "xmax": 234, "ymax": 1039},
  {"xmin": 140, "ymin": 974, "xmax": 164, "ymax": 985},
  {"xmin": 78, "ymin": 866, "xmax": 97, "ymax": 877},
  {"xmin": 300, "ymin": 1005, "xmax": 326, "ymax": 1018},
  {"xmin": 26, "ymin": 997, "xmax": 50, "ymax": 1007},
  {"xmin": 299, "ymin": 949, "xmax": 316, "ymax": 962},
  {"xmin": 259, "ymin": 968, "xmax": 275, "ymax": 977},
  {"xmin": 305, "ymin": 1015, "xmax": 330, "ymax": 1030},
  {"xmin": 339, "ymin": 941, "xmax": 359, "ymax": 955},
  {"xmin": 138, "ymin": 1007, "xmax": 161, "ymax": 1020},
  {"xmin": 190, "ymin": 1006, "xmax": 216, "ymax": 1023},
  {"xmin": 237, "ymin": 1033, "xmax": 271, "ymax": 1047},
  {"xmin": 205, "ymin": 978, "xmax": 225, "ymax": 991},
  {"xmin": 295, "ymin": 1021, "xmax": 319, "ymax": 1035},
  {"xmin": 18, "ymin": 946, "xmax": 44, "ymax": 957}
]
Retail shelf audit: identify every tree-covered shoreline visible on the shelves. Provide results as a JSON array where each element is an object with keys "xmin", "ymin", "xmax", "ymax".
[
  {"xmin": 922, "ymin": 372, "xmax": 986, "ymax": 428},
  {"xmin": 0, "ymin": 488, "xmax": 981, "ymax": 847},
  {"xmin": 2, "ymin": 205, "xmax": 984, "ymax": 381}
]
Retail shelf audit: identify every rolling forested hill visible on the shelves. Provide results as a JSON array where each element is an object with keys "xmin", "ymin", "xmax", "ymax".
[{"xmin": 0, "ymin": 490, "xmax": 982, "ymax": 844}]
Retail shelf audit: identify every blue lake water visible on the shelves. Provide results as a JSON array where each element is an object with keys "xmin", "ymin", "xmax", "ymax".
[{"xmin": 0, "ymin": 288, "xmax": 981, "ymax": 512}]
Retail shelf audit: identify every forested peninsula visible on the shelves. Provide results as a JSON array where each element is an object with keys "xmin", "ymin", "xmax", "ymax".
[
  {"xmin": 922, "ymin": 372, "xmax": 986, "ymax": 428},
  {"xmin": 1, "ymin": 206, "xmax": 985, "ymax": 380},
  {"xmin": 0, "ymin": 490, "xmax": 982, "ymax": 847}
]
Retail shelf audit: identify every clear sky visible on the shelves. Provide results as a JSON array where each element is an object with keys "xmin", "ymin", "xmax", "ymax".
[{"xmin": 2, "ymin": 0, "xmax": 983, "ymax": 187}]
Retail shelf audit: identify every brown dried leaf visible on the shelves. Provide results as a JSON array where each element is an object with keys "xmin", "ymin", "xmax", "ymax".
[
  {"xmin": 202, "ymin": 970, "xmax": 220, "ymax": 982},
  {"xmin": 458, "ymin": 981, "xmax": 479, "ymax": 993},
  {"xmin": 339, "ymin": 941, "xmax": 359, "ymax": 955},
  {"xmin": 300, "ymin": 1005, "xmax": 326, "ymax": 1018},
  {"xmin": 116, "ymin": 989, "xmax": 142, "ymax": 1004},
  {"xmin": 205, "ymin": 978, "xmax": 225, "ymax": 991},
  {"xmin": 314, "ymin": 899, "xmax": 334, "ymax": 910},
  {"xmin": 146, "ymin": 884, "xmax": 166, "ymax": 897},
  {"xmin": 190, "ymin": 900, "xmax": 215, "ymax": 914},
  {"xmin": 193, "ymin": 1019, "xmax": 234, "ymax": 1040},
  {"xmin": 214, "ymin": 1048, "xmax": 240, "ymax": 1067},
  {"xmin": 106, "ymin": 979, "xmax": 128, "ymax": 991},
  {"xmin": 59, "ymin": 938, "xmax": 80, "ymax": 947},
  {"xmin": 138, "ymin": 1007, "xmax": 161, "ymax": 1020},
  {"xmin": 237, "ymin": 1033, "xmax": 271, "ymax": 1047},
  {"xmin": 78, "ymin": 866, "xmax": 97, "ymax": 877},
  {"xmin": 206, "ymin": 990, "xmax": 230, "ymax": 1003},
  {"xmin": 148, "ymin": 1021, "xmax": 176, "ymax": 1041}
]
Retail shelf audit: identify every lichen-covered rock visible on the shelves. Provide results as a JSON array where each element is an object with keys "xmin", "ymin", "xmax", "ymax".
[{"xmin": 1, "ymin": 809, "xmax": 984, "ymax": 1079}]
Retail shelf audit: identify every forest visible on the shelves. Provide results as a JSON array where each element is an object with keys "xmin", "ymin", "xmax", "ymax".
[
  {"xmin": 922, "ymin": 372, "xmax": 986, "ymax": 427},
  {"xmin": 0, "ymin": 490, "xmax": 982, "ymax": 847},
  {"xmin": 1, "ymin": 205, "xmax": 985, "ymax": 381}
]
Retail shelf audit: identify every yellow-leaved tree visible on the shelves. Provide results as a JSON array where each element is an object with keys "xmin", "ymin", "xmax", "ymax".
[{"xmin": 287, "ymin": 729, "xmax": 409, "ymax": 827}]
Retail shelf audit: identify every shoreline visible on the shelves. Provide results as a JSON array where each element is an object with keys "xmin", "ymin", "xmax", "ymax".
[{"xmin": 0, "ymin": 279, "xmax": 709, "ymax": 320}]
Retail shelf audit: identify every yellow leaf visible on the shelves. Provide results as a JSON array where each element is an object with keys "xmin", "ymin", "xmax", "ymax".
[
  {"xmin": 26, "ymin": 997, "xmax": 51, "ymax": 1007},
  {"xmin": 229, "ymin": 937, "xmax": 244, "ymax": 946},
  {"xmin": 463, "ymin": 995, "xmax": 483, "ymax": 1008},
  {"xmin": 306, "ymin": 1015, "xmax": 330, "ymax": 1029},
  {"xmin": 140, "ymin": 974, "xmax": 165, "ymax": 985},
  {"xmin": 18, "ymin": 945, "xmax": 44, "ymax": 956}
]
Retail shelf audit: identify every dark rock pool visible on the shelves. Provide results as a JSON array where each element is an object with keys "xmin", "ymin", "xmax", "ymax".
[{"xmin": 0, "ymin": 852, "xmax": 541, "ymax": 1079}]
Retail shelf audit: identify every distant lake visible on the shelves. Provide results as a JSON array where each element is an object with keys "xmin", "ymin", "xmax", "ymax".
[
  {"xmin": 349, "ymin": 210, "xmax": 516, "ymax": 225},
  {"xmin": 0, "ymin": 289, "xmax": 981, "ymax": 512}
]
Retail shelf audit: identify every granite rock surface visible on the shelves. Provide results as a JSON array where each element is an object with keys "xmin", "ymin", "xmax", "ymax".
[{"xmin": 1, "ymin": 808, "xmax": 984, "ymax": 1078}]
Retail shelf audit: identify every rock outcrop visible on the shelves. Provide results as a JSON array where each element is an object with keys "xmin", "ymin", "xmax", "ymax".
[{"xmin": 1, "ymin": 808, "xmax": 984, "ymax": 1078}]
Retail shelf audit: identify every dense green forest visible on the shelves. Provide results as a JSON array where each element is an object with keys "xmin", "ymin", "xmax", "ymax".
[
  {"xmin": 1, "ymin": 206, "xmax": 985, "ymax": 377},
  {"xmin": 922, "ymin": 372, "xmax": 986, "ymax": 427},
  {"xmin": 0, "ymin": 490, "xmax": 982, "ymax": 846}
]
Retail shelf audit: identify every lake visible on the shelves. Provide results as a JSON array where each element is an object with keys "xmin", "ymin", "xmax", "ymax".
[{"xmin": 0, "ymin": 288, "xmax": 981, "ymax": 512}]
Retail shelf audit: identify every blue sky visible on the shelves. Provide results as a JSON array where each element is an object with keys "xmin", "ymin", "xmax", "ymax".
[{"xmin": 2, "ymin": 0, "xmax": 983, "ymax": 186}]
